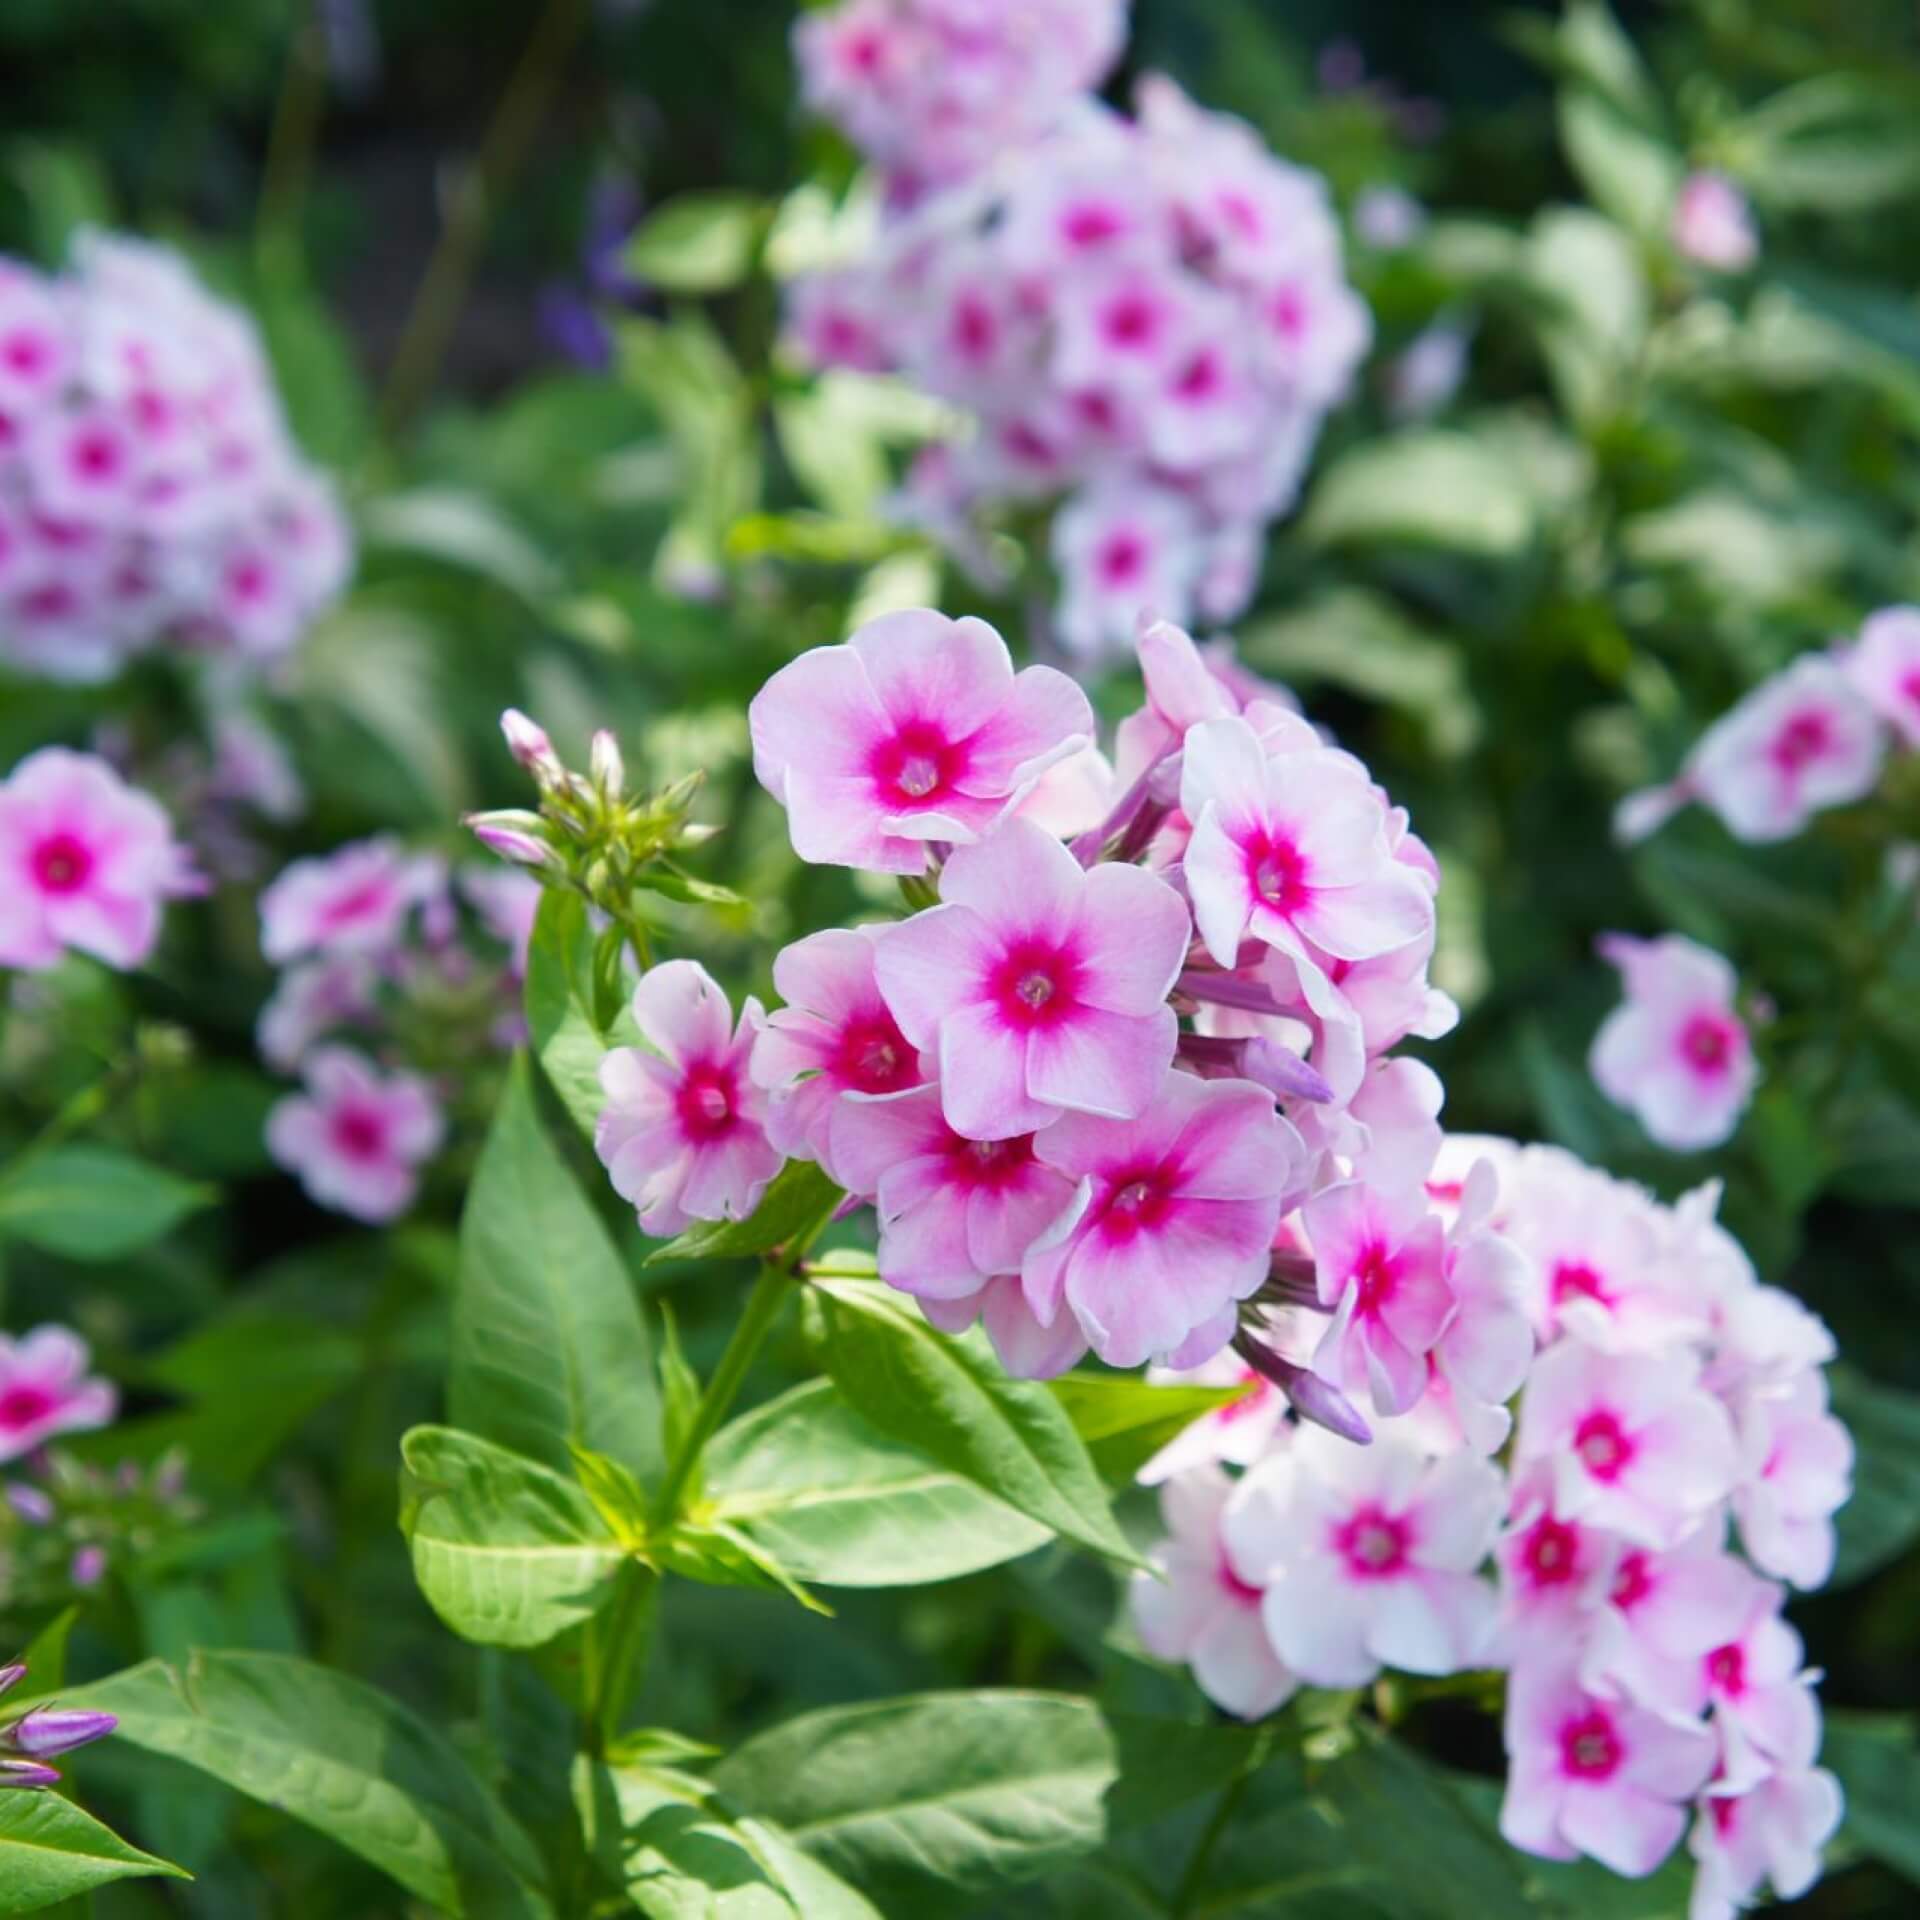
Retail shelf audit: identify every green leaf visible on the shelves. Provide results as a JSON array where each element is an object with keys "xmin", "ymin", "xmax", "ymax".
[
  {"xmin": 1300, "ymin": 431, "xmax": 1534, "ymax": 557},
  {"xmin": 63, "ymin": 1653, "xmax": 552, "ymax": 1918},
  {"xmin": 453, "ymin": 1054, "xmax": 661, "ymax": 1483},
  {"xmin": 624, "ymin": 192, "xmax": 765, "ymax": 294},
  {"xmin": 630, "ymin": 862, "xmax": 752, "ymax": 912},
  {"xmin": 524, "ymin": 890, "xmax": 635, "ymax": 1143},
  {"xmin": 576, "ymin": 1755, "xmax": 882, "ymax": 1919},
  {"xmin": 13, "ymin": 1607, "xmax": 76, "ymax": 1694},
  {"xmin": 399, "ymin": 1426, "xmax": 628, "ymax": 1649},
  {"xmin": 0, "ymin": 1147, "xmax": 211, "ymax": 1260},
  {"xmin": 1829, "ymin": 1370, "xmax": 1920, "ymax": 1587},
  {"xmin": 808, "ymin": 1276, "xmax": 1143, "ymax": 1569},
  {"xmin": 1046, "ymin": 1372, "xmax": 1254, "ymax": 1485},
  {"xmin": 645, "ymin": 1160, "xmax": 842, "ymax": 1267},
  {"xmin": 715, "ymin": 1692, "xmax": 1114, "ymax": 1910},
  {"xmin": 1823, "ymin": 1711, "xmax": 1920, "ymax": 1884},
  {"xmin": 1734, "ymin": 76, "xmax": 1920, "ymax": 214},
  {"xmin": 705, "ymin": 1379, "xmax": 1050, "ymax": 1585},
  {"xmin": 0, "ymin": 1793, "xmax": 188, "ymax": 1913},
  {"xmin": 1524, "ymin": 207, "xmax": 1647, "ymax": 425},
  {"xmin": 570, "ymin": 1443, "xmax": 654, "ymax": 1546},
  {"xmin": 1559, "ymin": 90, "xmax": 1680, "ymax": 239}
]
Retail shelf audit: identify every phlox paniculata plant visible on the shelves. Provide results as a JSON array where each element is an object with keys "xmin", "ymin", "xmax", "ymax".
[{"xmin": 471, "ymin": 606, "xmax": 1856, "ymax": 1918}]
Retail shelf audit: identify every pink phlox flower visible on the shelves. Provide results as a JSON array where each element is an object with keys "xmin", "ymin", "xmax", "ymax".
[
  {"xmin": 1344, "ymin": 1056, "xmax": 1447, "ymax": 1193},
  {"xmin": 1695, "ymin": 1572, "xmax": 1822, "ymax": 1789},
  {"xmin": 917, "ymin": 1275, "xmax": 1089, "ymax": 1380},
  {"xmin": 748, "ymin": 609, "xmax": 1093, "ymax": 873},
  {"xmin": 0, "ymin": 747, "xmax": 202, "ymax": 971},
  {"xmin": 1707, "ymin": 1285, "xmax": 1834, "ymax": 1398},
  {"xmin": 1727, "ymin": 1368, "xmax": 1853, "ymax": 1590},
  {"xmin": 1685, "ymin": 1766, "xmax": 1843, "ymax": 1920},
  {"xmin": 1500, "ymin": 1649, "xmax": 1716, "ymax": 1875},
  {"xmin": 1225, "ymin": 1426, "xmax": 1503, "ymax": 1686},
  {"xmin": 1138, "ymin": 1348, "xmax": 1289, "ymax": 1483},
  {"xmin": 1672, "ymin": 172, "xmax": 1758, "ymax": 274},
  {"xmin": 1591, "ymin": 934, "xmax": 1756, "ymax": 1152},
  {"xmin": 1303, "ymin": 1178, "xmax": 1454, "ymax": 1417},
  {"xmin": 1051, "ymin": 480, "xmax": 1204, "ymax": 661},
  {"xmin": 595, "ymin": 961, "xmax": 782, "ymax": 1239},
  {"xmin": 1514, "ymin": 1341, "xmax": 1738, "ymax": 1549},
  {"xmin": 0, "ymin": 1328, "xmax": 117, "ymax": 1463},
  {"xmin": 256, "ymin": 951, "xmax": 380, "ymax": 1071},
  {"xmin": 1130, "ymin": 1465, "xmax": 1298, "ymax": 1718},
  {"xmin": 1494, "ymin": 1469, "xmax": 1620, "ymax": 1659},
  {"xmin": 752, "ymin": 927, "xmax": 928, "ymax": 1186},
  {"xmin": 1841, "ymin": 603, "xmax": 1920, "ymax": 747},
  {"xmin": 1417, "ymin": 1170, "xmax": 1534, "ymax": 1454},
  {"xmin": 1023, "ymin": 1070, "xmax": 1302, "ymax": 1369},
  {"xmin": 874, "ymin": 817, "xmax": 1189, "ymax": 1140},
  {"xmin": 259, "ymin": 834, "xmax": 438, "ymax": 964},
  {"xmin": 266, "ymin": 1044, "xmax": 444, "ymax": 1223}
]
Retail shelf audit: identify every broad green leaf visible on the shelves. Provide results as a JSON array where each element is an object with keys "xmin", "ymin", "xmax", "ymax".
[
  {"xmin": 399, "ymin": 1426, "xmax": 628, "ymax": 1649},
  {"xmin": 624, "ymin": 191, "xmax": 765, "ymax": 293},
  {"xmin": 658, "ymin": 1519, "xmax": 832, "ymax": 1617},
  {"xmin": 576, "ymin": 1756, "xmax": 881, "ymax": 1920},
  {"xmin": 0, "ymin": 1793, "xmax": 188, "ymax": 1913},
  {"xmin": 1829, "ymin": 1370, "xmax": 1920, "ymax": 1587},
  {"xmin": 645, "ymin": 1160, "xmax": 842, "ymax": 1267},
  {"xmin": 1046, "ymin": 1372, "xmax": 1253, "ymax": 1485},
  {"xmin": 453, "ymin": 1054, "xmax": 661, "ymax": 1482},
  {"xmin": 64, "ymin": 1653, "xmax": 552, "ymax": 1919},
  {"xmin": 1824, "ymin": 1711, "xmax": 1920, "ymax": 1883},
  {"xmin": 808, "ymin": 1275, "xmax": 1143, "ymax": 1568},
  {"xmin": 1300, "ymin": 431, "xmax": 1534, "ymax": 557},
  {"xmin": 716, "ymin": 1692, "xmax": 1115, "ymax": 1908},
  {"xmin": 1734, "ymin": 76, "xmax": 1920, "ymax": 213},
  {"xmin": 705, "ymin": 1380, "xmax": 1050, "ymax": 1585},
  {"xmin": 1525, "ymin": 207, "xmax": 1647, "ymax": 424},
  {"xmin": 0, "ymin": 1147, "xmax": 211, "ymax": 1260},
  {"xmin": 524, "ymin": 891, "xmax": 635, "ymax": 1142},
  {"xmin": 1559, "ymin": 90, "xmax": 1679, "ymax": 239}
]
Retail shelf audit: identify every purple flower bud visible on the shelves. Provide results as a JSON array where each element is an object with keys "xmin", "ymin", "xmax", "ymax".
[
  {"xmin": 1232, "ymin": 1332, "xmax": 1372, "ymax": 1446},
  {"xmin": 5, "ymin": 1707, "xmax": 117, "ymax": 1758},
  {"xmin": 499, "ymin": 708, "xmax": 562, "ymax": 783},
  {"xmin": 0, "ymin": 1758, "xmax": 63, "ymax": 1790},
  {"xmin": 463, "ymin": 813, "xmax": 562, "ymax": 873},
  {"xmin": 1239, "ymin": 1038, "xmax": 1335, "ymax": 1105},
  {"xmin": 5, "ymin": 1484, "xmax": 54, "ymax": 1525},
  {"xmin": 69, "ymin": 1546, "xmax": 107, "ymax": 1589},
  {"xmin": 0, "ymin": 1665, "xmax": 26, "ymax": 1701}
]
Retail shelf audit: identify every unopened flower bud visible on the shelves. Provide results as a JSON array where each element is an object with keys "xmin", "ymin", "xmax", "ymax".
[
  {"xmin": 464, "ymin": 812, "xmax": 563, "ymax": 874},
  {"xmin": 4, "ymin": 1707, "xmax": 117, "ymax": 1759},
  {"xmin": 5, "ymin": 1485, "xmax": 53, "ymax": 1525},
  {"xmin": 589, "ymin": 729, "xmax": 626, "ymax": 798},
  {"xmin": 1232, "ymin": 1332, "xmax": 1372, "ymax": 1445},
  {"xmin": 0, "ymin": 1666, "xmax": 25, "ymax": 1701},
  {"xmin": 500, "ymin": 709, "xmax": 563, "ymax": 786},
  {"xmin": 1240, "ymin": 1038, "xmax": 1335, "ymax": 1105},
  {"xmin": 69, "ymin": 1546, "xmax": 107, "ymax": 1589},
  {"xmin": 0, "ymin": 1758, "xmax": 62, "ymax": 1790}
]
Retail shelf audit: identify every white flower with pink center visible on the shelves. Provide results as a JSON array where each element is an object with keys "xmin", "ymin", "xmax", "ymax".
[
  {"xmin": 1500, "ymin": 1652, "xmax": 1716, "ymax": 1876},
  {"xmin": 1138, "ymin": 1349, "xmax": 1288, "ymax": 1483},
  {"xmin": 266, "ymin": 1045, "xmax": 445, "ymax": 1223},
  {"xmin": 1841, "ymin": 602, "xmax": 1920, "ymax": 747},
  {"xmin": 1590, "ymin": 933, "xmax": 1757, "ymax": 1152},
  {"xmin": 1686, "ymin": 1767, "xmax": 1842, "ymax": 1920},
  {"xmin": 1022, "ymin": 1071, "xmax": 1301, "ymax": 1369},
  {"xmin": 1495, "ymin": 1477, "xmax": 1618, "ymax": 1656},
  {"xmin": 1051, "ymin": 480, "xmax": 1203, "ymax": 661},
  {"xmin": 751, "ymin": 927, "xmax": 927, "ymax": 1185},
  {"xmin": 749, "ymin": 609, "xmax": 1093, "ymax": 874},
  {"xmin": 828, "ymin": 1082, "xmax": 1076, "ymax": 1306},
  {"xmin": 1514, "ymin": 1342, "xmax": 1737, "ymax": 1549},
  {"xmin": 595, "ymin": 961, "xmax": 782, "ymax": 1240},
  {"xmin": 1688, "ymin": 656, "xmax": 1884, "ymax": 843},
  {"xmin": 259, "ymin": 835, "xmax": 439, "ymax": 965},
  {"xmin": 1697, "ymin": 1576, "xmax": 1821, "ymax": 1788},
  {"xmin": 0, "ymin": 1328, "xmax": 117, "ymax": 1463},
  {"xmin": 1130, "ymin": 1467, "xmax": 1297, "ymax": 1719},
  {"xmin": 1225, "ymin": 1427, "xmax": 1503, "ymax": 1686},
  {"xmin": 1671, "ymin": 172, "xmax": 1758, "ymax": 274},
  {"xmin": 0, "ymin": 747, "xmax": 202, "ymax": 972},
  {"xmin": 1179, "ymin": 714, "xmax": 1433, "ymax": 980},
  {"xmin": 1302, "ymin": 1179, "xmax": 1453, "ymax": 1417},
  {"xmin": 874, "ymin": 818, "xmax": 1189, "ymax": 1141},
  {"xmin": 1728, "ymin": 1369, "xmax": 1853, "ymax": 1589}
]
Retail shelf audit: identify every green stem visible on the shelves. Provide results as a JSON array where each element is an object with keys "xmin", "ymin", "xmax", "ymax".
[
  {"xmin": 584, "ymin": 1561, "xmax": 659, "ymax": 1757},
  {"xmin": 255, "ymin": 1, "xmax": 329, "ymax": 287},
  {"xmin": 375, "ymin": 0, "xmax": 589, "ymax": 445},
  {"xmin": 648, "ymin": 1264, "xmax": 791, "ymax": 1528},
  {"xmin": 1171, "ymin": 1764, "xmax": 1256, "ymax": 1917}
]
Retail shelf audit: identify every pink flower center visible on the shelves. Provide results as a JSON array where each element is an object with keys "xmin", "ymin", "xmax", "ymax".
[
  {"xmin": 1096, "ymin": 529, "xmax": 1147, "ymax": 588},
  {"xmin": 1002, "ymin": 421, "xmax": 1056, "ymax": 468},
  {"xmin": 1558, "ymin": 1708, "xmax": 1623, "ymax": 1781},
  {"xmin": 1216, "ymin": 190, "xmax": 1262, "ymax": 241},
  {"xmin": 18, "ymin": 581, "xmax": 78, "ymax": 623},
  {"xmin": 330, "ymin": 1104, "xmax": 389, "ymax": 1162},
  {"xmin": 1101, "ymin": 293, "xmax": 1161, "ymax": 350},
  {"xmin": 675, "ymin": 1066, "xmax": 737, "ymax": 1143},
  {"xmin": 1095, "ymin": 1162, "xmax": 1175, "ymax": 1240},
  {"xmin": 1901, "ymin": 668, "xmax": 1920, "ymax": 712},
  {"xmin": 832, "ymin": 1011, "xmax": 917, "ymax": 1096},
  {"xmin": 1679, "ymin": 1013, "xmax": 1735, "ymax": 1077},
  {"xmin": 941, "ymin": 1129, "xmax": 1038, "ymax": 1193},
  {"xmin": 1573, "ymin": 1408, "xmax": 1633, "ymax": 1482},
  {"xmin": 1268, "ymin": 284, "xmax": 1308, "ymax": 342},
  {"xmin": 1521, "ymin": 1516, "xmax": 1581, "ymax": 1589},
  {"xmin": 226, "ymin": 557, "xmax": 272, "ymax": 606},
  {"xmin": 1769, "ymin": 709, "xmax": 1831, "ymax": 773},
  {"xmin": 1550, "ymin": 1260, "xmax": 1610, "ymax": 1309},
  {"xmin": 1706, "ymin": 1643, "xmax": 1746, "ymax": 1697},
  {"xmin": 1351, "ymin": 1240, "xmax": 1400, "ymax": 1319},
  {"xmin": 1073, "ymin": 389, "xmax": 1119, "ymax": 434},
  {"xmin": 1246, "ymin": 830, "xmax": 1309, "ymax": 915},
  {"xmin": 1335, "ymin": 1504, "xmax": 1409, "ymax": 1580},
  {"xmin": 1610, "ymin": 1551, "xmax": 1652, "ymax": 1612},
  {"xmin": 1173, "ymin": 348, "xmax": 1224, "ymax": 403},
  {"xmin": 1063, "ymin": 203, "xmax": 1127, "ymax": 250},
  {"xmin": 951, "ymin": 295, "xmax": 998, "ymax": 361},
  {"xmin": 1217, "ymin": 1551, "xmax": 1263, "ymax": 1608},
  {"xmin": 0, "ymin": 1383, "xmax": 56, "ymax": 1432},
  {"xmin": 988, "ymin": 936, "xmax": 1083, "ymax": 1030},
  {"xmin": 2, "ymin": 329, "xmax": 50, "ymax": 377},
  {"xmin": 69, "ymin": 428, "xmax": 124, "ymax": 483},
  {"xmin": 31, "ymin": 832, "xmax": 94, "ymax": 895},
  {"xmin": 841, "ymin": 28, "xmax": 884, "ymax": 73},
  {"xmin": 1216, "ymin": 1370, "xmax": 1271, "ymax": 1425},
  {"xmin": 870, "ymin": 720, "xmax": 961, "ymax": 808},
  {"xmin": 320, "ymin": 877, "xmax": 398, "ymax": 934}
]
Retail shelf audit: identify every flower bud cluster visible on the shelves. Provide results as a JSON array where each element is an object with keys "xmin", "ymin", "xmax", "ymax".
[
  {"xmin": 0, "ymin": 1661, "xmax": 116, "ymax": 1791},
  {"xmin": 0, "ymin": 234, "xmax": 350, "ymax": 683}
]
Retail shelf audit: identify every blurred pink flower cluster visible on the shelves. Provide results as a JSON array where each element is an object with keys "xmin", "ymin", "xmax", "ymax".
[
  {"xmin": 0, "ymin": 234, "xmax": 351, "ymax": 683},
  {"xmin": 793, "ymin": 0, "xmax": 1127, "ymax": 200},
  {"xmin": 257, "ymin": 836, "xmax": 541, "ymax": 1222},
  {"xmin": 787, "ymin": 73, "xmax": 1369, "ymax": 657},
  {"xmin": 1135, "ymin": 1136, "xmax": 1848, "ymax": 1916}
]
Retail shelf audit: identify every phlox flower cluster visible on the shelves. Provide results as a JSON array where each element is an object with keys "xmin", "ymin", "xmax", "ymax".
[
  {"xmin": 257, "ymin": 836, "xmax": 542, "ymax": 1222},
  {"xmin": 787, "ymin": 73, "xmax": 1369, "ymax": 656},
  {"xmin": 793, "ymin": 0, "xmax": 1127, "ymax": 200},
  {"xmin": 1132, "ymin": 1135, "xmax": 1850, "ymax": 1916},
  {"xmin": 0, "ymin": 234, "xmax": 350, "ymax": 683},
  {"xmin": 1616, "ymin": 607, "xmax": 1920, "ymax": 847},
  {"xmin": 0, "ymin": 747, "xmax": 204, "ymax": 974}
]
